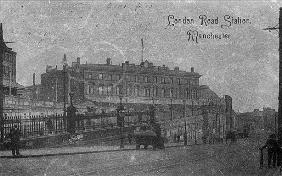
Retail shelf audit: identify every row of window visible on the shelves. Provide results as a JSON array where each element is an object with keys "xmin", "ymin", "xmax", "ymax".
[
  {"xmin": 4, "ymin": 53, "xmax": 16, "ymax": 64},
  {"xmin": 86, "ymin": 85, "xmax": 198, "ymax": 99},
  {"xmin": 3, "ymin": 66, "xmax": 15, "ymax": 78},
  {"xmin": 86, "ymin": 72, "xmax": 199, "ymax": 85}
]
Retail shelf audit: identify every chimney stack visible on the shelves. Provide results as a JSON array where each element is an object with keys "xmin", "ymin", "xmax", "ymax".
[
  {"xmin": 191, "ymin": 67, "xmax": 194, "ymax": 72},
  {"xmin": 77, "ymin": 57, "xmax": 80, "ymax": 64},
  {"xmin": 174, "ymin": 67, "xmax": 179, "ymax": 71},
  {"xmin": 33, "ymin": 73, "xmax": 35, "ymax": 86},
  {"xmin": 0, "ymin": 23, "xmax": 3, "ymax": 41},
  {"xmin": 106, "ymin": 58, "xmax": 111, "ymax": 65}
]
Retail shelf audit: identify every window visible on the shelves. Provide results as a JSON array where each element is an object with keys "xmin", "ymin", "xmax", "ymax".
[
  {"xmin": 192, "ymin": 89, "xmax": 196, "ymax": 99},
  {"xmin": 109, "ymin": 75, "xmax": 113, "ymax": 80},
  {"xmin": 155, "ymin": 77, "xmax": 158, "ymax": 83},
  {"xmin": 145, "ymin": 88, "xmax": 150, "ymax": 97},
  {"xmin": 170, "ymin": 78, "xmax": 173, "ymax": 84},
  {"xmin": 145, "ymin": 76, "xmax": 148, "ymax": 83},
  {"xmin": 170, "ymin": 88, "xmax": 174, "ymax": 97},
  {"xmin": 5, "ymin": 53, "xmax": 8, "ymax": 61},
  {"xmin": 139, "ymin": 76, "xmax": 144, "ymax": 82},
  {"xmin": 177, "ymin": 78, "xmax": 181, "ymax": 85},
  {"xmin": 134, "ymin": 75, "xmax": 138, "ymax": 82},
  {"xmin": 126, "ymin": 75, "xmax": 130, "ymax": 81},
  {"xmin": 116, "ymin": 86, "xmax": 120, "ymax": 95},
  {"xmin": 127, "ymin": 86, "xmax": 131, "ymax": 96},
  {"xmin": 161, "ymin": 77, "xmax": 165, "ymax": 84},
  {"xmin": 87, "ymin": 85, "xmax": 90, "ymax": 94},
  {"xmin": 99, "ymin": 73, "xmax": 104, "ymax": 80},
  {"xmin": 161, "ymin": 88, "xmax": 165, "ymax": 97},
  {"xmin": 153, "ymin": 87, "xmax": 158, "ymax": 97},
  {"xmin": 186, "ymin": 79, "xmax": 190, "ymax": 86},
  {"xmin": 186, "ymin": 88, "xmax": 189, "ymax": 98},
  {"xmin": 88, "ymin": 73, "xmax": 92, "ymax": 79},
  {"xmin": 98, "ymin": 86, "xmax": 103, "ymax": 95},
  {"xmin": 107, "ymin": 85, "xmax": 112, "ymax": 95},
  {"xmin": 136, "ymin": 85, "xmax": 140, "ymax": 96},
  {"xmin": 118, "ymin": 75, "xmax": 121, "ymax": 80},
  {"xmin": 134, "ymin": 86, "xmax": 137, "ymax": 96}
]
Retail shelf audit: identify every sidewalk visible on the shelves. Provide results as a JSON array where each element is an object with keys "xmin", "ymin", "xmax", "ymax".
[{"xmin": 0, "ymin": 141, "xmax": 197, "ymax": 158}]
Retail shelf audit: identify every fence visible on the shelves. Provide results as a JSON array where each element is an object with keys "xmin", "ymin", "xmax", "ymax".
[{"xmin": 2, "ymin": 110, "xmax": 152, "ymax": 139}]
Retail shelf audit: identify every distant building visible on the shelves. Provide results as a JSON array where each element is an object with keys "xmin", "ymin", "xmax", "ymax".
[
  {"xmin": 39, "ymin": 55, "xmax": 84, "ymax": 103},
  {"xmin": 236, "ymin": 108, "xmax": 278, "ymax": 133},
  {"xmin": 0, "ymin": 23, "xmax": 21, "ymax": 96}
]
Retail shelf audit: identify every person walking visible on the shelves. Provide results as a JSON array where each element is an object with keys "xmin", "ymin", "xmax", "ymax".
[
  {"xmin": 9, "ymin": 125, "xmax": 21, "ymax": 157},
  {"xmin": 260, "ymin": 134, "xmax": 280, "ymax": 168}
]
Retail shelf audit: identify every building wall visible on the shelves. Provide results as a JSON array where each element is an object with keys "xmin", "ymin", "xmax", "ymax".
[
  {"xmin": 0, "ymin": 23, "xmax": 17, "ymax": 96},
  {"xmin": 236, "ymin": 108, "xmax": 277, "ymax": 133},
  {"xmin": 81, "ymin": 59, "xmax": 201, "ymax": 105},
  {"xmin": 39, "ymin": 58, "xmax": 202, "ymax": 106}
]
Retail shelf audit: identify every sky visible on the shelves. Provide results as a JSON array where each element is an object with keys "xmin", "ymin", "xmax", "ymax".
[{"xmin": 0, "ymin": 0, "xmax": 281, "ymax": 112}]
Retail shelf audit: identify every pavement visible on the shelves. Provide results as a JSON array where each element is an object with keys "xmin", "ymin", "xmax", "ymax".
[{"xmin": 0, "ymin": 141, "xmax": 196, "ymax": 158}]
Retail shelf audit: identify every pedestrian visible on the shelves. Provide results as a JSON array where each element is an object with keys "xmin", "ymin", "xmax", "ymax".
[
  {"xmin": 260, "ymin": 134, "xmax": 280, "ymax": 168},
  {"xmin": 9, "ymin": 125, "xmax": 21, "ymax": 157}
]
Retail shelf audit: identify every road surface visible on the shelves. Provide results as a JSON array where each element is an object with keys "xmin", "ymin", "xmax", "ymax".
[{"xmin": 0, "ymin": 139, "xmax": 278, "ymax": 176}]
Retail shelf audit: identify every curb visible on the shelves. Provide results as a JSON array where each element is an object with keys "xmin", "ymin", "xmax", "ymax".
[{"xmin": 0, "ymin": 142, "xmax": 224, "ymax": 159}]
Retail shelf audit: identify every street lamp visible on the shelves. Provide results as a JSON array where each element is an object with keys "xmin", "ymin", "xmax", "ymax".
[
  {"xmin": 183, "ymin": 100, "xmax": 187, "ymax": 146},
  {"xmin": 66, "ymin": 92, "xmax": 77, "ymax": 134},
  {"xmin": 170, "ymin": 99, "xmax": 173, "ymax": 121},
  {"xmin": 117, "ymin": 96, "xmax": 125, "ymax": 149},
  {"xmin": 194, "ymin": 123, "xmax": 197, "ymax": 144}
]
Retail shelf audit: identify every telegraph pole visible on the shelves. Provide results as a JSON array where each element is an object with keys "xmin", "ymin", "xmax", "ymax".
[
  {"xmin": 263, "ymin": 8, "xmax": 282, "ymax": 144},
  {"xmin": 63, "ymin": 54, "xmax": 67, "ymax": 131},
  {"xmin": 279, "ymin": 8, "xmax": 282, "ymax": 145},
  {"xmin": 0, "ymin": 45, "xmax": 3, "ymax": 143}
]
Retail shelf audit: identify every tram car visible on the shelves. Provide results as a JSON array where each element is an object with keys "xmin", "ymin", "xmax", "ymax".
[{"xmin": 133, "ymin": 123, "xmax": 165, "ymax": 150}]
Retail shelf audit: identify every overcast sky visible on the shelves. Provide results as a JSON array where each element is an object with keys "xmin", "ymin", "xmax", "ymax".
[{"xmin": 0, "ymin": 0, "xmax": 281, "ymax": 112}]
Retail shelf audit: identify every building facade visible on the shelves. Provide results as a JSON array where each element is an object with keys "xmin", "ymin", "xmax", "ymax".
[
  {"xmin": 236, "ymin": 108, "xmax": 278, "ymax": 134},
  {"xmin": 39, "ymin": 56, "xmax": 202, "ymax": 107},
  {"xmin": 37, "ymin": 55, "xmax": 236, "ymax": 142},
  {"xmin": 82, "ymin": 58, "xmax": 201, "ymax": 105},
  {"xmin": 0, "ymin": 23, "xmax": 18, "ymax": 96}
]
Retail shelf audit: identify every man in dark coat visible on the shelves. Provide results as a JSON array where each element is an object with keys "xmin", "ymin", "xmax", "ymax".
[
  {"xmin": 260, "ymin": 134, "xmax": 280, "ymax": 168},
  {"xmin": 9, "ymin": 125, "xmax": 21, "ymax": 157}
]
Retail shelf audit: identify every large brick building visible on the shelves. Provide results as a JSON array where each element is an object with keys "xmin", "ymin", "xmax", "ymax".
[
  {"xmin": 41, "ymin": 58, "xmax": 201, "ymax": 104},
  {"xmin": 82, "ymin": 58, "xmax": 201, "ymax": 105},
  {"xmin": 34, "ymin": 55, "xmax": 236, "ymax": 142},
  {"xmin": 40, "ymin": 56, "xmax": 201, "ymax": 107}
]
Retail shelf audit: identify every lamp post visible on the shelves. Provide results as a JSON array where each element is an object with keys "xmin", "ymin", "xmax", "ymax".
[
  {"xmin": 66, "ymin": 92, "xmax": 76, "ymax": 134},
  {"xmin": 263, "ymin": 8, "xmax": 282, "ymax": 144},
  {"xmin": 170, "ymin": 99, "xmax": 173, "ymax": 121},
  {"xmin": 194, "ymin": 123, "xmax": 197, "ymax": 144},
  {"xmin": 63, "ymin": 64, "xmax": 67, "ymax": 132},
  {"xmin": 117, "ymin": 96, "xmax": 125, "ymax": 149},
  {"xmin": 0, "ymin": 48, "xmax": 3, "ymax": 142},
  {"xmin": 183, "ymin": 100, "xmax": 187, "ymax": 146}
]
